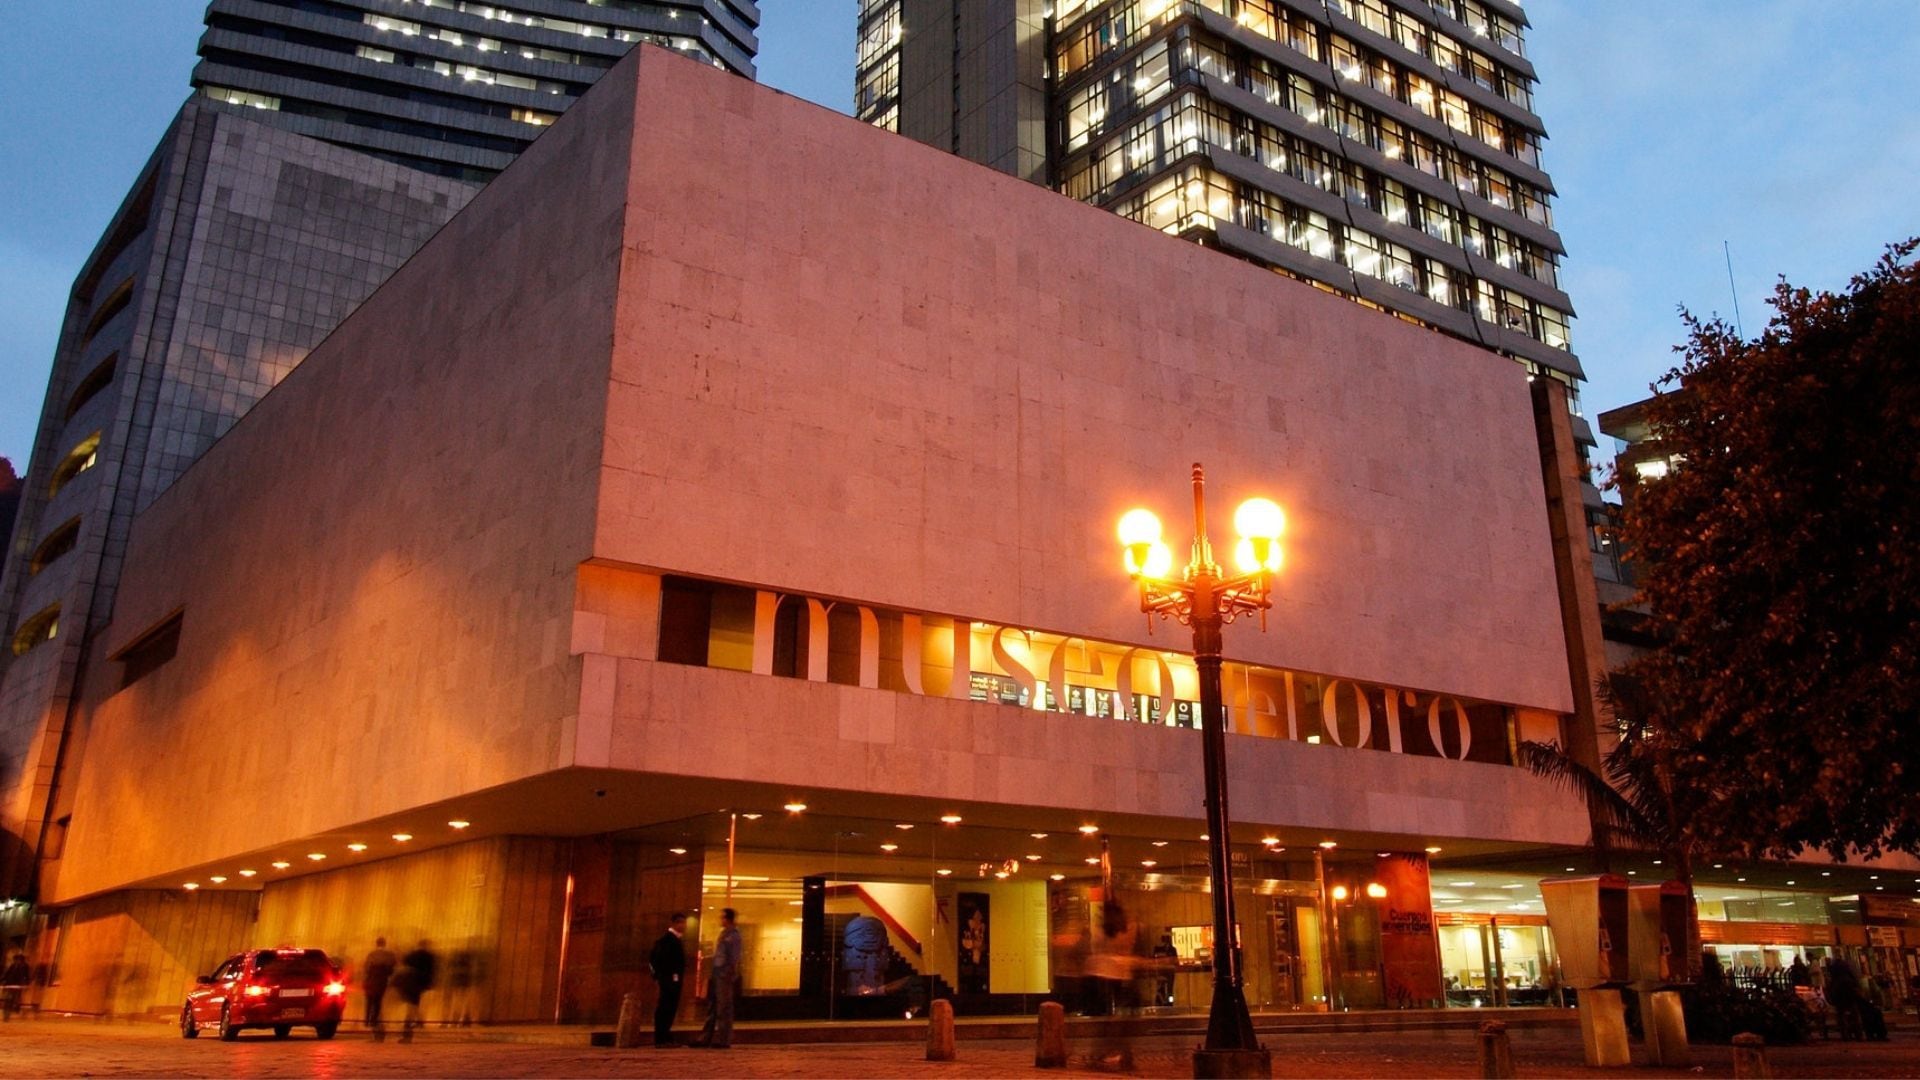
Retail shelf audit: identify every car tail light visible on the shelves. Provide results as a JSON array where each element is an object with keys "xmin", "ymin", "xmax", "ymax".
[
  {"xmin": 244, "ymin": 984, "xmax": 270, "ymax": 997},
  {"xmin": 324, "ymin": 981, "xmax": 347, "ymax": 996}
]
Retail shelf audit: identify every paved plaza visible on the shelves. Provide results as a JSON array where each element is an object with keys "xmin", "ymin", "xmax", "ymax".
[{"xmin": 2, "ymin": 1018, "xmax": 1918, "ymax": 1078}]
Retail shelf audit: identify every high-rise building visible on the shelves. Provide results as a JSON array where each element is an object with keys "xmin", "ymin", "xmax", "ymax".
[
  {"xmin": 0, "ymin": 2, "xmax": 759, "ymax": 906},
  {"xmin": 857, "ymin": 0, "xmax": 1584, "ymax": 426},
  {"xmin": 195, "ymin": 0, "xmax": 760, "ymax": 181}
]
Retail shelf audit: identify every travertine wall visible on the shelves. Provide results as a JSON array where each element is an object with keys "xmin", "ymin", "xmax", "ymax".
[
  {"xmin": 50, "ymin": 58, "xmax": 640, "ymax": 903},
  {"xmin": 596, "ymin": 53, "xmax": 1571, "ymax": 713}
]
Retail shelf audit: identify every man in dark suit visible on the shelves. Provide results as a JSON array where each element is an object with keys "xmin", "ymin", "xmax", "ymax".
[{"xmin": 647, "ymin": 912, "xmax": 689, "ymax": 1047}]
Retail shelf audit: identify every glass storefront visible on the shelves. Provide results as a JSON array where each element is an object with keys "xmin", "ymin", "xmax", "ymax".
[
  {"xmin": 612, "ymin": 810, "xmax": 1456, "ymax": 1019},
  {"xmin": 1430, "ymin": 870, "xmax": 1560, "ymax": 1006}
]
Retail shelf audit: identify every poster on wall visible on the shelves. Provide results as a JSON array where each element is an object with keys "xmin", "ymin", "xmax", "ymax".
[
  {"xmin": 1375, "ymin": 854, "xmax": 1445, "ymax": 1007},
  {"xmin": 957, "ymin": 892, "xmax": 990, "ymax": 993}
]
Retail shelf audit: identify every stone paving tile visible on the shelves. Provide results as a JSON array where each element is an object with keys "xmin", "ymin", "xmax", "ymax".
[{"xmin": 2, "ymin": 1019, "xmax": 1918, "ymax": 1078}]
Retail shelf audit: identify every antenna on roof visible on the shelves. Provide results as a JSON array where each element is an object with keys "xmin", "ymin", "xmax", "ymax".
[{"xmin": 1723, "ymin": 240, "xmax": 1745, "ymax": 340}]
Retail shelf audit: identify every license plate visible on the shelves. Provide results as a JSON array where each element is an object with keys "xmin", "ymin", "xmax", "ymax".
[
  {"xmin": 280, "ymin": 988, "xmax": 313, "ymax": 998},
  {"xmin": 278, "ymin": 1008, "xmax": 307, "ymax": 1019}
]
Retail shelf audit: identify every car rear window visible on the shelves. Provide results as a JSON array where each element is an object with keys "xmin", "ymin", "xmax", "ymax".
[{"xmin": 253, "ymin": 950, "xmax": 335, "ymax": 979}]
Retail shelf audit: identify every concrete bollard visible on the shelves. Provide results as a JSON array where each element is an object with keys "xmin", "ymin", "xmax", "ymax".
[
  {"xmin": 1477, "ymin": 1020, "xmax": 1516, "ymax": 1079},
  {"xmin": 1035, "ymin": 1001, "xmax": 1068, "ymax": 1068},
  {"xmin": 926, "ymin": 998, "xmax": 956, "ymax": 1061},
  {"xmin": 614, "ymin": 991, "xmax": 645, "ymax": 1049},
  {"xmin": 1731, "ymin": 1032, "xmax": 1771, "ymax": 1079}
]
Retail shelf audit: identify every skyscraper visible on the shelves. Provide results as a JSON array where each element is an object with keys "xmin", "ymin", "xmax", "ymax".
[
  {"xmin": 195, "ymin": 0, "xmax": 759, "ymax": 181},
  {"xmin": 857, "ymin": 0, "xmax": 1583, "ymax": 423},
  {"xmin": 0, "ymin": 2, "xmax": 759, "ymax": 905}
]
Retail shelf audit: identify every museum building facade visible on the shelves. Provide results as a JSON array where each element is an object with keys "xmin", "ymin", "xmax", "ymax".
[{"xmin": 18, "ymin": 46, "xmax": 1622, "ymax": 1023}]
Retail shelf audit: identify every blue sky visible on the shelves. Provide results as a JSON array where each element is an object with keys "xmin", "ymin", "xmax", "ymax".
[{"xmin": 3, "ymin": 2, "xmax": 1916, "ymax": 476}]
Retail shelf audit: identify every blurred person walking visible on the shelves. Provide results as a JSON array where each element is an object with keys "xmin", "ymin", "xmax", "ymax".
[
  {"xmin": 1, "ymin": 952, "xmax": 28, "ymax": 1020},
  {"xmin": 360, "ymin": 937, "xmax": 398, "ymax": 1041},
  {"xmin": 394, "ymin": 940, "xmax": 440, "ymax": 1043},
  {"xmin": 1086, "ymin": 900, "xmax": 1139, "ymax": 1070}
]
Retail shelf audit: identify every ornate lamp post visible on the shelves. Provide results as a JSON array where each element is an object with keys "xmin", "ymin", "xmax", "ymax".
[{"xmin": 1116, "ymin": 463, "xmax": 1281, "ymax": 1078}]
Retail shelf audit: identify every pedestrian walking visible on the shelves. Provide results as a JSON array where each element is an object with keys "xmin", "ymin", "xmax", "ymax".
[
  {"xmin": 361, "ymin": 937, "xmax": 398, "ymax": 1041},
  {"xmin": 692, "ymin": 908, "xmax": 741, "ymax": 1049},
  {"xmin": 394, "ymin": 940, "xmax": 440, "ymax": 1043},
  {"xmin": 648, "ymin": 912, "xmax": 689, "ymax": 1047},
  {"xmin": 1085, "ymin": 900, "xmax": 1139, "ymax": 1071},
  {"xmin": 447, "ymin": 947, "xmax": 481, "ymax": 1027},
  {"xmin": 1, "ymin": 952, "xmax": 29, "ymax": 1021},
  {"xmin": 1826, "ymin": 955, "xmax": 1864, "ymax": 1040}
]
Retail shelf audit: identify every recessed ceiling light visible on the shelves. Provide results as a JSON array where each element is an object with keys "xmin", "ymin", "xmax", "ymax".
[
  {"xmin": 448, "ymin": 820, "xmax": 471, "ymax": 830},
  {"xmin": 1319, "ymin": 841, "xmax": 1337, "ymax": 849},
  {"xmin": 940, "ymin": 814, "xmax": 962, "ymax": 824},
  {"xmin": 1713, "ymin": 863, "xmax": 1724, "ymax": 869},
  {"xmin": 1031, "ymin": 833, "xmax": 1049, "ymax": 840},
  {"xmin": 1152, "ymin": 841, "xmax": 1169, "ymax": 848},
  {"xmin": 1141, "ymin": 860, "xmax": 1157, "ymax": 868},
  {"xmin": 1869, "ymin": 875, "xmax": 1879, "ymax": 880},
  {"xmin": 272, "ymin": 861, "xmax": 291, "ymax": 870},
  {"xmin": 1786, "ymin": 880, "xmax": 1796, "ymax": 885},
  {"xmin": 994, "ymin": 871, "xmax": 1010, "ymax": 879},
  {"xmin": 785, "ymin": 803, "xmax": 808, "ymax": 814},
  {"xmin": 1424, "ymin": 846, "xmax": 1442, "ymax": 854},
  {"xmin": 347, "ymin": 843, "xmax": 368, "ymax": 853},
  {"xmin": 1199, "ymin": 834, "xmax": 1210, "ymax": 841},
  {"xmin": 1049, "ymin": 874, "xmax": 1065, "ymax": 882},
  {"xmin": 1262, "ymin": 836, "xmax": 1281, "ymax": 846},
  {"xmin": 1085, "ymin": 857, "xmax": 1101, "ymax": 865},
  {"xmin": 183, "ymin": 882, "xmax": 200, "ymax": 891},
  {"xmin": 209, "ymin": 876, "xmax": 228, "ymax": 884},
  {"xmin": 1653, "ymin": 859, "xmax": 1662, "ymax": 865},
  {"xmin": 1025, "ymin": 854, "xmax": 1042, "ymax": 861},
  {"xmin": 308, "ymin": 853, "xmax": 327, "ymax": 861},
  {"xmin": 238, "ymin": 869, "xmax": 257, "ymax": 878},
  {"xmin": 936, "ymin": 869, "xmax": 952, "ymax": 877},
  {"xmin": 895, "ymin": 823, "xmax": 914, "ymax": 830},
  {"xmin": 1079, "ymin": 825, "xmax": 1100, "ymax": 835},
  {"xmin": 392, "ymin": 833, "xmax": 413, "ymax": 842},
  {"xmin": 1627, "ymin": 870, "xmax": 1637, "ymax": 876},
  {"xmin": 741, "ymin": 813, "xmax": 762, "ymax": 821},
  {"xmin": 1564, "ymin": 867, "xmax": 1577, "ymax": 872},
  {"xmin": 669, "ymin": 847, "xmax": 688, "ymax": 856},
  {"xmin": 881, "ymin": 844, "xmax": 899, "ymax": 853}
]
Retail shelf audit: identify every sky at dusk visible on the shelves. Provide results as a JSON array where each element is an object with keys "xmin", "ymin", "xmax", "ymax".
[{"xmin": 2, "ymin": 2, "xmax": 1916, "ymax": 478}]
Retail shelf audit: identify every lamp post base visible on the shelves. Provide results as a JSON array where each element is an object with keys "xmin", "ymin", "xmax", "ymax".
[{"xmin": 1193, "ymin": 1048, "xmax": 1273, "ymax": 1079}]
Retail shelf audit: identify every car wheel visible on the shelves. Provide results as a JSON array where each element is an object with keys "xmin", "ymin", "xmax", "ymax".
[
  {"xmin": 273, "ymin": 1024, "xmax": 292, "ymax": 1039},
  {"xmin": 181, "ymin": 1005, "xmax": 199, "ymax": 1039},
  {"xmin": 314, "ymin": 1021, "xmax": 338, "ymax": 1041},
  {"xmin": 219, "ymin": 1004, "xmax": 240, "ymax": 1041}
]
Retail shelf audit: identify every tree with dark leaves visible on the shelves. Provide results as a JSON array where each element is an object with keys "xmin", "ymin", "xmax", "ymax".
[{"xmin": 1608, "ymin": 239, "xmax": 1920, "ymax": 862}]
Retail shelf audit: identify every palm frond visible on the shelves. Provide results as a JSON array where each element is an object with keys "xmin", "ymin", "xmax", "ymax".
[{"xmin": 1517, "ymin": 739, "xmax": 1659, "ymax": 847}]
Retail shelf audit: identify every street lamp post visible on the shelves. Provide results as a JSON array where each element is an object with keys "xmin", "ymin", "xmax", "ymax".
[{"xmin": 1116, "ymin": 463, "xmax": 1281, "ymax": 1079}]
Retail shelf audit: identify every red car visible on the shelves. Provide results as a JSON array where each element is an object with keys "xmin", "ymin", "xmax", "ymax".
[{"xmin": 181, "ymin": 948, "xmax": 347, "ymax": 1040}]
